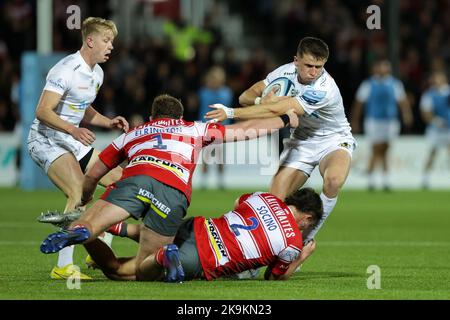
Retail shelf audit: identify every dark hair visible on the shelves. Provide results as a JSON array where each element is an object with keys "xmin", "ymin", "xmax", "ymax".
[
  {"xmin": 285, "ymin": 187, "xmax": 323, "ymax": 223},
  {"xmin": 151, "ymin": 94, "xmax": 184, "ymax": 119},
  {"xmin": 297, "ymin": 37, "xmax": 329, "ymax": 60}
]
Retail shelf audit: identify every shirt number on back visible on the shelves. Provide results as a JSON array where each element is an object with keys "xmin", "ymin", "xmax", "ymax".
[
  {"xmin": 150, "ymin": 134, "xmax": 167, "ymax": 149},
  {"xmin": 230, "ymin": 217, "xmax": 259, "ymax": 236}
]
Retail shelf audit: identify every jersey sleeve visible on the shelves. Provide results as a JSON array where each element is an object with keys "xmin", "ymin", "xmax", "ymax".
[
  {"xmin": 419, "ymin": 92, "xmax": 433, "ymax": 112},
  {"xmin": 203, "ymin": 122, "xmax": 226, "ymax": 146},
  {"xmin": 269, "ymin": 245, "xmax": 302, "ymax": 276},
  {"xmin": 43, "ymin": 65, "xmax": 72, "ymax": 96},
  {"xmin": 98, "ymin": 133, "xmax": 127, "ymax": 169},
  {"xmin": 355, "ymin": 80, "xmax": 371, "ymax": 103},
  {"xmin": 393, "ymin": 79, "xmax": 407, "ymax": 102}
]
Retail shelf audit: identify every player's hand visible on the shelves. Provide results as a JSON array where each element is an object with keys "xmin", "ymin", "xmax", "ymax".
[
  {"xmin": 69, "ymin": 127, "xmax": 96, "ymax": 146},
  {"xmin": 261, "ymin": 87, "xmax": 291, "ymax": 104},
  {"xmin": 110, "ymin": 116, "xmax": 129, "ymax": 132},
  {"xmin": 286, "ymin": 108, "xmax": 299, "ymax": 127},
  {"xmin": 300, "ymin": 239, "xmax": 316, "ymax": 261},
  {"xmin": 205, "ymin": 104, "xmax": 230, "ymax": 122}
]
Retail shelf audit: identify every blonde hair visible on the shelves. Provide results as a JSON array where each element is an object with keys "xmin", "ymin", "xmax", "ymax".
[{"xmin": 82, "ymin": 17, "xmax": 118, "ymax": 41}]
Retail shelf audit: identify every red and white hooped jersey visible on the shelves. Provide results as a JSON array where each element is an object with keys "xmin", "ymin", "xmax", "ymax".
[
  {"xmin": 194, "ymin": 192, "xmax": 303, "ymax": 280},
  {"xmin": 99, "ymin": 118, "xmax": 225, "ymax": 202}
]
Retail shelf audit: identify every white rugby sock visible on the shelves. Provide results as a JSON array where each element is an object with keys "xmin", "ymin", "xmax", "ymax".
[
  {"xmin": 382, "ymin": 172, "xmax": 391, "ymax": 189},
  {"xmin": 57, "ymin": 245, "xmax": 74, "ymax": 267},
  {"xmin": 303, "ymin": 193, "xmax": 337, "ymax": 244},
  {"xmin": 422, "ymin": 173, "xmax": 430, "ymax": 187},
  {"xmin": 369, "ymin": 172, "xmax": 377, "ymax": 188},
  {"xmin": 99, "ymin": 232, "xmax": 113, "ymax": 248}
]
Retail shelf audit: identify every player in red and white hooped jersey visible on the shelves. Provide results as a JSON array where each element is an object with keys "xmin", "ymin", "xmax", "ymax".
[
  {"xmin": 72, "ymin": 188, "xmax": 322, "ymax": 282},
  {"xmin": 194, "ymin": 190, "xmax": 322, "ymax": 280},
  {"xmin": 39, "ymin": 94, "xmax": 300, "ymax": 281},
  {"xmin": 98, "ymin": 117, "xmax": 224, "ymax": 203}
]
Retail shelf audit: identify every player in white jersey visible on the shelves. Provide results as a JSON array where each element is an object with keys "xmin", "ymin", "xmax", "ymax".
[
  {"xmin": 205, "ymin": 37, "xmax": 356, "ymax": 257},
  {"xmin": 27, "ymin": 17, "xmax": 128, "ymax": 280}
]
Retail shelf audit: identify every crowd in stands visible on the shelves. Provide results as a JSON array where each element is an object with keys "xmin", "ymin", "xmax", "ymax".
[{"xmin": 1, "ymin": 0, "xmax": 449, "ymax": 133}]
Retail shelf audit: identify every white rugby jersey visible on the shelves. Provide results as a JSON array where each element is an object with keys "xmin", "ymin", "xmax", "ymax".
[
  {"xmin": 264, "ymin": 62, "xmax": 352, "ymax": 140},
  {"xmin": 194, "ymin": 192, "xmax": 303, "ymax": 280},
  {"xmin": 30, "ymin": 51, "xmax": 103, "ymax": 133}
]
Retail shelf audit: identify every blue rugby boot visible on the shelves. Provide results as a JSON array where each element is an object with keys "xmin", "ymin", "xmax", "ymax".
[
  {"xmin": 162, "ymin": 244, "xmax": 185, "ymax": 283},
  {"xmin": 40, "ymin": 226, "xmax": 90, "ymax": 254}
]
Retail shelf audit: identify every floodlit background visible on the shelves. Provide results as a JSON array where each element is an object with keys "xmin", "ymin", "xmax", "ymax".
[{"xmin": 0, "ymin": 0, "xmax": 449, "ymax": 300}]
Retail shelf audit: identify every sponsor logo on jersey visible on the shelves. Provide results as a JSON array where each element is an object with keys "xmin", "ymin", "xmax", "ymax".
[
  {"xmin": 48, "ymin": 79, "xmax": 65, "ymax": 91},
  {"xmin": 283, "ymin": 70, "xmax": 297, "ymax": 76},
  {"xmin": 73, "ymin": 64, "xmax": 81, "ymax": 71},
  {"xmin": 129, "ymin": 155, "xmax": 189, "ymax": 183},
  {"xmin": 300, "ymin": 89, "xmax": 326, "ymax": 105},
  {"xmin": 67, "ymin": 102, "xmax": 90, "ymax": 112},
  {"xmin": 205, "ymin": 219, "xmax": 229, "ymax": 266},
  {"xmin": 136, "ymin": 188, "xmax": 171, "ymax": 218},
  {"xmin": 338, "ymin": 142, "xmax": 354, "ymax": 151}
]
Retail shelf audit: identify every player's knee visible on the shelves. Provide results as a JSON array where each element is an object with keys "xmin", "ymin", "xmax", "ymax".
[{"xmin": 323, "ymin": 175, "xmax": 344, "ymax": 194}]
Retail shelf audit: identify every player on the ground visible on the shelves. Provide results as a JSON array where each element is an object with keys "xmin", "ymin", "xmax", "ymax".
[
  {"xmin": 39, "ymin": 94, "xmax": 299, "ymax": 281},
  {"xmin": 205, "ymin": 37, "xmax": 356, "ymax": 252},
  {"xmin": 27, "ymin": 17, "xmax": 128, "ymax": 280},
  {"xmin": 351, "ymin": 59, "xmax": 413, "ymax": 191},
  {"xmin": 420, "ymin": 71, "xmax": 450, "ymax": 189},
  {"xmin": 44, "ymin": 189, "xmax": 323, "ymax": 282}
]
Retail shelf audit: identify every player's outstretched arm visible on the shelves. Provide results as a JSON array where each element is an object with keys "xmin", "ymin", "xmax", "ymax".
[
  {"xmin": 222, "ymin": 109, "xmax": 298, "ymax": 143},
  {"xmin": 205, "ymin": 97, "xmax": 304, "ymax": 122},
  {"xmin": 84, "ymin": 106, "xmax": 129, "ymax": 132},
  {"xmin": 36, "ymin": 90, "xmax": 96, "ymax": 146}
]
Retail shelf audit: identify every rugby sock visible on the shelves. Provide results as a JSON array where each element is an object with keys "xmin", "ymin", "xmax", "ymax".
[
  {"xmin": 382, "ymin": 172, "xmax": 391, "ymax": 189},
  {"xmin": 422, "ymin": 173, "xmax": 430, "ymax": 188},
  {"xmin": 369, "ymin": 172, "xmax": 377, "ymax": 189},
  {"xmin": 99, "ymin": 232, "xmax": 113, "ymax": 248},
  {"xmin": 304, "ymin": 193, "xmax": 337, "ymax": 244},
  {"xmin": 57, "ymin": 246, "xmax": 74, "ymax": 268},
  {"xmin": 107, "ymin": 221, "xmax": 128, "ymax": 237},
  {"xmin": 155, "ymin": 248, "xmax": 165, "ymax": 266}
]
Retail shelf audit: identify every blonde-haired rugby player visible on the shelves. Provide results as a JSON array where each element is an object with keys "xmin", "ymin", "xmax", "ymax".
[{"xmin": 28, "ymin": 17, "xmax": 128, "ymax": 280}]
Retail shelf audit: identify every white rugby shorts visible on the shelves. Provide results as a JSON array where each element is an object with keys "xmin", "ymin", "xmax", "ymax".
[
  {"xmin": 279, "ymin": 135, "xmax": 356, "ymax": 177},
  {"xmin": 27, "ymin": 127, "xmax": 92, "ymax": 173},
  {"xmin": 425, "ymin": 126, "xmax": 450, "ymax": 148},
  {"xmin": 364, "ymin": 118, "xmax": 400, "ymax": 144}
]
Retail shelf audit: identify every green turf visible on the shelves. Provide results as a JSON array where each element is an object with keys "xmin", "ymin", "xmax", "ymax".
[{"xmin": 0, "ymin": 187, "xmax": 449, "ymax": 300}]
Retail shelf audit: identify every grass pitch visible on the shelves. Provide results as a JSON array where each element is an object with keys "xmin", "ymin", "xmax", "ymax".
[{"xmin": 0, "ymin": 187, "xmax": 449, "ymax": 300}]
